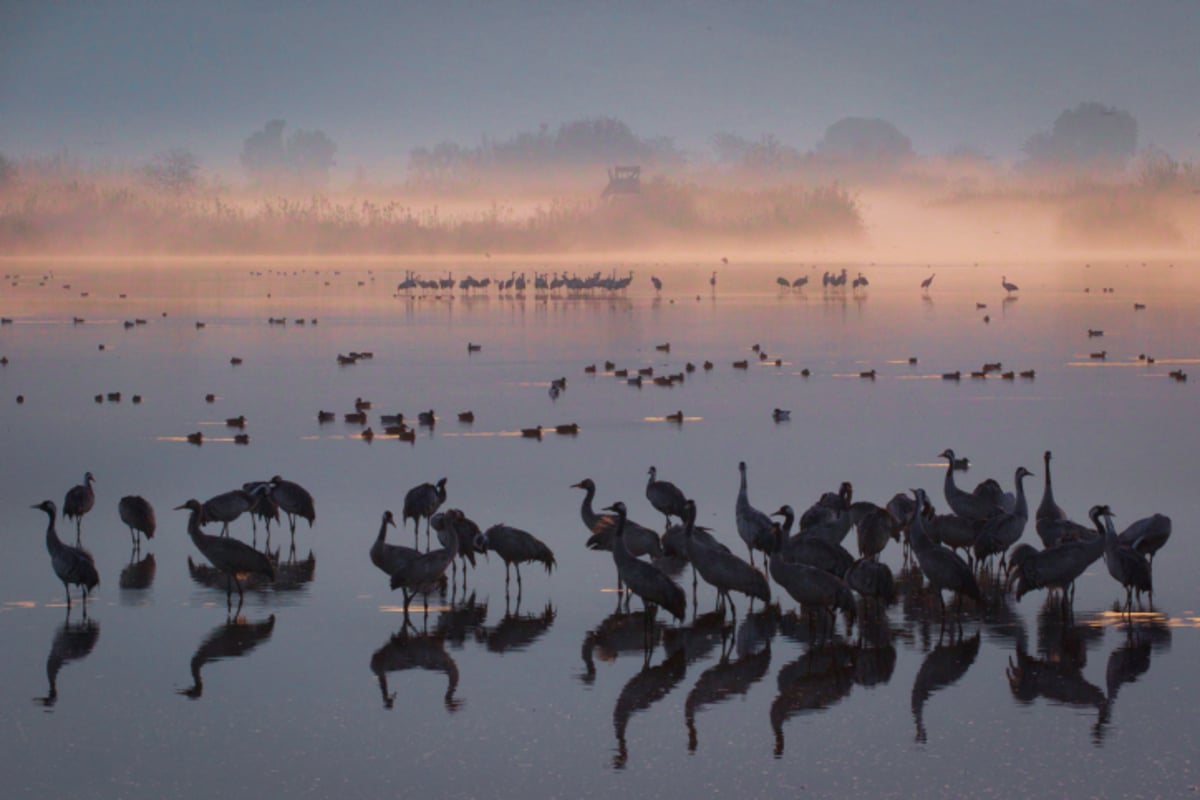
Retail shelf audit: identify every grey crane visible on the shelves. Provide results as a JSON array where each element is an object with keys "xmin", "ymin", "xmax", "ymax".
[
  {"xmin": 201, "ymin": 488, "xmax": 256, "ymax": 536},
  {"xmin": 1002, "ymin": 275, "xmax": 1019, "ymax": 293},
  {"xmin": 646, "ymin": 466, "xmax": 687, "ymax": 528},
  {"xmin": 241, "ymin": 481, "xmax": 280, "ymax": 547},
  {"xmin": 773, "ymin": 505, "xmax": 855, "ymax": 578},
  {"xmin": 1116, "ymin": 512, "xmax": 1172, "ymax": 572},
  {"xmin": 1035, "ymin": 450, "xmax": 1069, "ymax": 546},
  {"xmin": 369, "ymin": 510, "xmax": 420, "ymax": 578},
  {"xmin": 63, "ymin": 471, "xmax": 95, "ymax": 544},
  {"xmin": 1008, "ymin": 505, "xmax": 1107, "ymax": 604},
  {"xmin": 853, "ymin": 502, "xmax": 899, "ymax": 560},
  {"xmin": 845, "ymin": 557, "xmax": 897, "ymax": 608},
  {"xmin": 939, "ymin": 449, "xmax": 1007, "ymax": 521},
  {"xmin": 910, "ymin": 489, "xmax": 981, "ymax": 616},
  {"xmin": 1100, "ymin": 507, "xmax": 1153, "ymax": 611},
  {"xmin": 389, "ymin": 516, "xmax": 459, "ymax": 617},
  {"xmin": 117, "ymin": 495, "xmax": 156, "ymax": 549},
  {"xmin": 270, "ymin": 475, "xmax": 315, "ymax": 537},
  {"xmin": 767, "ymin": 524, "xmax": 855, "ymax": 628},
  {"xmin": 432, "ymin": 509, "xmax": 484, "ymax": 583},
  {"xmin": 33, "ymin": 500, "xmax": 99, "ymax": 610},
  {"xmin": 735, "ymin": 461, "xmax": 775, "ymax": 566},
  {"xmin": 972, "ymin": 466, "xmax": 1033, "ymax": 570},
  {"xmin": 921, "ymin": 273, "xmax": 935, "ymax": 290},
  {"xmin": 603, "ymin": 502, "xmax": 685, "ymax": 623},
  {"xmin": 650, "ymin": 275, "xmax": 662, "ymax": 293},
  {"xmin": 924, "ymin": 509, "xmax": 982, "ymax": 566},
  {"xmin": 683, "ymin": 499, "xmax": 770, "ymax": 618},
  {"xmin": 573, "ymin": 478, "xmax": 663, "ymax": 567},
  {"xmin": 799, "ymin": 481, "xmax": 852, "ymax": 532},
  {"xmin": 176, "ymin": 499, "xmax": 275, "ymax": 613},
  {"xmin": 402, "ymin": 477, "xmax": 447, "ymax": 549},
  {"xmin": 475, "ymin": 524, "xmax": 556, "ymax": 592}
]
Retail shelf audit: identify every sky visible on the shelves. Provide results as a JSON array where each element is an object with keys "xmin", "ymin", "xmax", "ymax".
[{"xmin": 2, "ymin": 1, "xmax": 1198, "ymax": 179}]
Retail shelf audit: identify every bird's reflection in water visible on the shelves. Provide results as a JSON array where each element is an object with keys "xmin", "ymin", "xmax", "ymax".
[
  {"xmin": 119, "ymin": 550, "xmax": 156, "ymax": 592},
  {"xmin": 580, "ymin": 610, "xmax": 662, "ymax": 684},
  {"xmin": 1101, "ymin": 615, "xmax": 1171, "ymax": 741},
  {"xmin": 187, "ymin": 550, "xmax": 315, "ymax": 599},
  {"xmin": 179, "ymin": 614, "xmax": 276, "ymax": 699},
  {"xmin": 852, "ymin": 612, "xmax": 899, "ymax": 689},
  {"xmin": 685, "ymin": 623, "xmax": 772, "ymax": 752},
  {"xmin": 433, "ymin": 589, "xmax": 488, "ymax": 649},
  {"xmin": 477, "ymin": 599, "xmax": 555, "ymax": 654},
  {"xmin": 662, "ymin": 609, "xmax": 730, "ymax": 665},
  {"xmin": 910, "ymin": 629, "xmax": 980, "ymax": 744},
  {"xmin": 770, "ymin": 638, "xmax": 858, "ymax": 757},
  {"xmin": 369, "ymin": 628, "xmax": 461, "ymax": 713},
  {"xmin": 612, "ymin": 647, "xmax": 687, "ymax": 770},
  {"xmin": 1005, "ymin": 598, "xmax": 1108, "ymax": 741},
  {"xmin": 34, "ymin": 613, "xmax": 100, "ymax": 709},
  {"xmin": 273, "ymin": 550, "xmax": 316, "ymax": 591}
]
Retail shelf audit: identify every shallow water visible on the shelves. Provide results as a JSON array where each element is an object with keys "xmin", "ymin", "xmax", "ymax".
[{"xmin": 1, "ymin": 259, "xmax": 1197, "ymax": 798}]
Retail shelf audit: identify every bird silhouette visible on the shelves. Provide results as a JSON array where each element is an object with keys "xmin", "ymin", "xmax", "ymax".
[
  {"xmin": 117, "ymin": 495, "xmax": 156, "ymax": 550},
  {"xmin": 62, "ymin": 471, "xmax": 95, "ymax": 545},
  {"xmin": 176, "ymin": 500, "xmax": 275, "ymax": 613},
  {"xmin": 33, "ymin": 500, "xmax": 99, "ymax": 611}
]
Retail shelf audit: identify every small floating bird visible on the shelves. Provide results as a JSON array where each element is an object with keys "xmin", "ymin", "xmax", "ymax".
[
  {"xmin": 555, "ymin": 423, "xmax": 580, "ymax": 435},
  {"xmin": 772, "ymin": 408, "xmax": 791, "ymax": 422},
  {"xmin": 665, "ymin": 411, "xmax": 684, "ymax": 424},
  {"xmin": 225, "ymin": 415, "xmax": 246, "ymax": 429},
  {"xmin": 521, "ymin": 425, "xmax": 543, "ymax": 439},
  {"xmin": 176, "ymin": 499, "xmax": 274, "ymax": 613},
  {"xmin": 186, "ymin": 432, "xmax": 203, "ymax": 445},
  {"xmin": 118, "ymin": 495, "xmax": 156, "ymax": 549},
  {"xmin": 34, "ymin": 500, "xmax": 99, "ymax": 610},
  {"xmin": 457, "ymin": 411, "xmax": 475, "ymax": 423},
  {"xmin": 63, "ymin": 472, "xmax": 96, "ymax": 544}
]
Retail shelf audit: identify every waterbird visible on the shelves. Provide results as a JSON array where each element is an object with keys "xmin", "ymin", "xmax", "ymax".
[
  {"xmin": 176, "ymin": 500, "xmax": 274, "ymax": 613},
  {"xmin": 63, "ymin": 471, "xmax": 96, "ymax": 544},
  {"xmin": 603, "ymin": 502, "xmax": 685, "ymax": 622},
  {"xmin": 939, "ymin": 449, "xmax": 1006, "ymax": 522},
  {"xmin": 1008, "ymin": 505, "xmax": 1107, "ymax": 603},
  {"xmin": 772, "ymin": 408, "xmax": 791, "ymax": 422},
  {"xmin": 1035, "ymin": 450, "xmax": 1068, "ymax": 546},
  {"xmin": 186, "ymin": 432, "xmax": 203, "ymax": 445},
  {"xmin": 972, "ymin": 466, "xmax": 1033, "ymax": 570},
  {"xmin": 1116, "ymin": 512, "xmax": 1172, "ymax": 576},
  {"xmin": 910, "ymin": 489, "xmax": 980, "ymax": 617},
  {"xmin": 555, "ymin": 422, "xmax": 579, "ymax": 435},
  {"xmin": 476, "ymin": 524, "xmax": 556, "ymax": 592},
  {"xmin": 34, "ymin": 500, "xmax": 99, "ymax": 610},
  {"xmin": 431, "ymin": 509, "xmax": 484, "ymax": 583},
  {"xmin": 369, "ymin": 510, "xmax": 420, "ymax": 578},
  {"xmin": 768, "ymin": 524, "xmax": 855, "ymax": 626},
  {"xmin": 1002, "ymin": 275, "xmax": 1019, "ymax": 293},
  {"xmin": 646, "ymin": 466, "xmax": 688, "ymax": 528},
  {"xmin": 683, "ymin": 499, "xmax": 770, "ymax": 618},
  {"xmin": 402, "ymin": 477, "xmax": 447, "ymax": 548},
  {"xmin": 921, "ymin": 273, "xmax": 935, "ymax": 290},
  {"xmin": 201, "ymin": 488, "xmax": 257, "ymax": 537},
  {"xmin": 117, "ymin": 495, "xmax": 156, "ymax": 549},
  {"xmin": 1099, "ymin": 507, "xmax": 1153, "ymax": 611},
  {"xmin": 574, "ymin": 479, "xmax": 663, "ymax": 572},
  {"xmin": 225, "ymin": 415, "xmax": 246, "ymax": 429},
  {"xmin": 735, "ymin": 461, "xmax": 775, "ymax": 566},
  {"xmin": 270, "ymin": 476, "xmax": 315, "ymax": 537},
  {"xmin": 389, "ymin": 519, "xmax": 459, "ymax": 616}
]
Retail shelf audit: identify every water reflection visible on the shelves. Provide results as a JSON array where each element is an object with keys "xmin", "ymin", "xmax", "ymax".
[
  {"xmin": 34, "ymin": 614, "xmax": 100, "ymax": 709},
  {"xmin": 684, "ymin": 631, "xmax": 771, "ymax": 752},
  {"xmin": 612, "ymin": 647, "xmax": 687, "ymax": 769},
  {"xmin": 771, "ymin": 639, "xmax": 857, "ymax": 756},
  {"xmin": 118, "ymin": 550, "xmax": 156, "ymax": 591},
  {"xmin": 910, "ymin": 630, "xmax": 981, "ymax": 744},
  {"xmin": 433, "ymin": 589, "xmax": 488, "ymax": 649},
  {"xmin": 186, "ymin": 550, "xmax": 316, "ymax": 598},
  {"xmin": 581, "ymin": 610, "xmax": 660, "ymax": 684},
  {"xmin": 179, "ymin": 614, "xmax": 276, "ymax": 699},
  {"xmin": 369, "ymin": 629, "xmax": 461, "ymax": 713},
  {"xmin": 478, "ymin": 601, "xmax": 556, "ymax": 654}
]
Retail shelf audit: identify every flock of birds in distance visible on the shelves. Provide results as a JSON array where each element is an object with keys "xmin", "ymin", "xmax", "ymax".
[{"xmin": 35, "ymin": 443, "xmax": 1170, "ymax": 640}]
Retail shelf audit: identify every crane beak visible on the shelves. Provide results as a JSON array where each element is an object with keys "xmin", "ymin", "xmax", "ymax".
[{"xmin": 173, "ymin": 503, "xmax": 189, "ymax": 510}]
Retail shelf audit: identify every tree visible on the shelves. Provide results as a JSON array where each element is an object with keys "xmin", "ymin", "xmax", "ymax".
[
  {"xmin": 1022, "ymin": 102, "xmax": 1137, "ymax": 172},
  {"xmin": 144, "ymin": 148, "xmax": 199, "ymax": 194},
  {"xmin": 815, "ymin": 117, "xmax": 914, "ymax": 167},
  {"xmin": 241, "ymin": 120, "xmax": 337, "ymax": 188}
]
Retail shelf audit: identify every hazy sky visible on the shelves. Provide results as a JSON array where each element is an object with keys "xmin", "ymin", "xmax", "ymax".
[{"xmin": 2, "ymin": 1, "xmax": 1197, "ymax": 178}]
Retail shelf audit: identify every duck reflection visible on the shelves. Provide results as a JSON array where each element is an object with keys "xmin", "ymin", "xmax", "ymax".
[
  {"xmin": 771, "ymin": 639, "xmax": 857, "ymax": 756},
  {"xmin": 911, "ymin": 630, "xmax": 981, "ymax": 744},
  {"xmin": 685, "ymin": 630, "xmax": 772, "ymax": 752},
  {"xmin": 118, "ymin": 550, "xmax": 156, "ymax": 591},
  {"xmin": 179, "ymin": 614, "xmax": 276, "ymax": 699},
  {"xmin": 34, "ymin": 614, "xmax": 100, "ymax": 709},
  {"xmin": 612, "ymin": 647, "xmax": 687, "ymax": 769},
  {"xmin": 369, "ymin": 629, "xmax": 461, "ymax": 713},
  {"xmin": 477, "ymin": 601, "xmax": 555, "ymax": 654}
]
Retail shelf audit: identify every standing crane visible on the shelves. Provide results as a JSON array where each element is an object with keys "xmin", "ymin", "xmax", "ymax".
[
  {"xmin": 603, "ymin": 502, "xmax": 685, "ymax": 624},
  {"xmin": 63, "ymin": 472, "xmax": 96, "ymax": 545},
  {"xmin": 118, "ymin": 495, "xmax": 156, "ymax": 550},
  {"xmin": 403, "ymin": 477, "xmax": 447, "ymax": 549},
  {"xmin": 176, "ymin": 500, "xmax": 275, "ymax": 613},
  {"xmin": 33, "ymin": 500, "xmax": 99, "ymax": 611}
]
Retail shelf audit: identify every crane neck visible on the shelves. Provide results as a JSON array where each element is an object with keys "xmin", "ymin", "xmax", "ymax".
[{"xmin": 578, "ymin": 484, "xmax": 600, "ymax": 528}]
